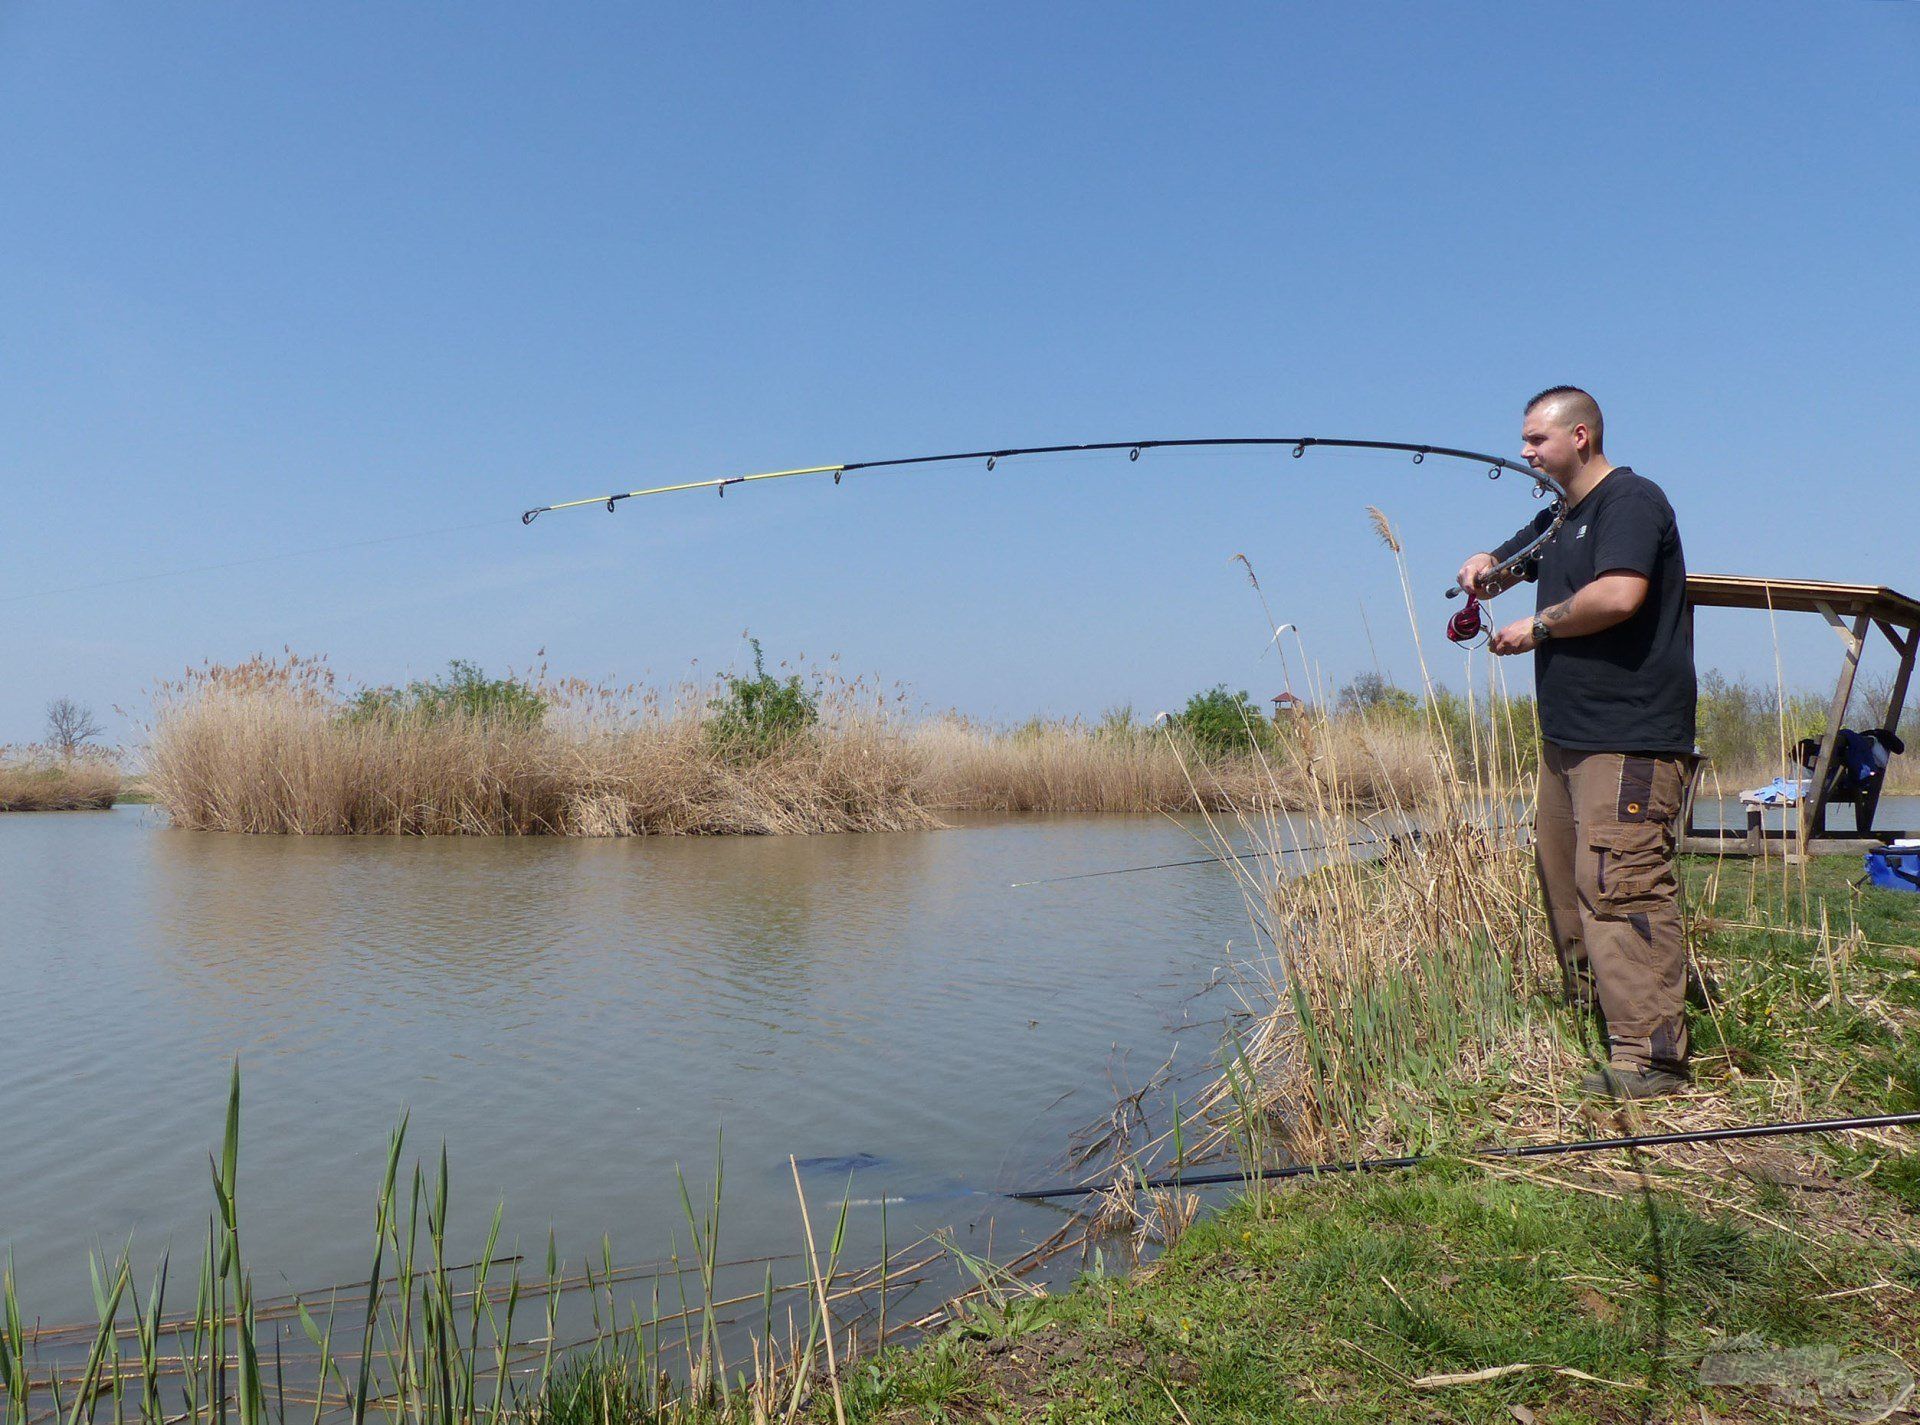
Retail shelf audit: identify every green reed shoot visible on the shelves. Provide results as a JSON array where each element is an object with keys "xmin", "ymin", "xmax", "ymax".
[{"xmin": 672, "ymin": 1132, "xmax": 726, "ymax": 1401}]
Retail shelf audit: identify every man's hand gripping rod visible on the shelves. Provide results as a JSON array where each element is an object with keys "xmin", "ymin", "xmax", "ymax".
[
  {"xmin": 1441, "ymin": 468, "xmax": 1563, "ymax": 646},
  {"xmin": 1444, "ymin": 481, "xmax": 1567, "ymax": 599}
]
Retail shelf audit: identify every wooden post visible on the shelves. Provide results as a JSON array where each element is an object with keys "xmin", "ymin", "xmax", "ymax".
[
  {"xmin": 1857, "ymin": 621, "xmax": 1918, "ymax": 836},
  {"xmin": 1679, "ymin": 755, "xmax": 1704, "ymax": 843},
  {"xmin": 1798, "ymin": 608, "xmax": 1871, "ymax": 858}
]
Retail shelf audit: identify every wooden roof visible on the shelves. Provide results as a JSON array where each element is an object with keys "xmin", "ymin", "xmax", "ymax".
[{"xmin": 1686, "ymin": 574, "xmax": 1920, "ymax": 626}]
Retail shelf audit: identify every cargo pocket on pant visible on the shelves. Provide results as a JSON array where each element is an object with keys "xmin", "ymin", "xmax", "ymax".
[{"xmin": 1589, "ymin": 821, "xmax": 1676, "ymax": 916}]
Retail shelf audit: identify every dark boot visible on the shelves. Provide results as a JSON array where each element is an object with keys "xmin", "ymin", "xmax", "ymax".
[{"xmin": 1580, "ymin": 1065, "xmax": 1691, "ymax": 1100}]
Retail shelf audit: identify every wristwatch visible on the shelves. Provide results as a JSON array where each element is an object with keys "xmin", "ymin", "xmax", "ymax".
[{"xmin": 1531, "ymin": 614, "xmax": 1554, "ymax": 643}]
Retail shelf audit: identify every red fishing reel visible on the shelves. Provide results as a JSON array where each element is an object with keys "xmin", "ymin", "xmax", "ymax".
[{"xmin": 1446, "ymin": 593, "xmax": 1486, "ymax": 646}]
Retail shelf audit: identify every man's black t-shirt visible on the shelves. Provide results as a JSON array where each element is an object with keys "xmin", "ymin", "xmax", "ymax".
[{"xmin": 1491, "ymin": 468, "xmax": 1695, "ymax": 755}]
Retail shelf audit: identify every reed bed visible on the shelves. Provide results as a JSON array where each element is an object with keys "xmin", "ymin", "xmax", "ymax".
[
  {"xmin": 143, "ymin": 657, "xmax": 1444, "ymax": 836},
  {"xmin": 138, "ymin": 631, "xmax": 1920, "ymax": 839},
  {"xmin": 145, "ymin": 657, "xmax": 935, "ymax": 837},
  {"xmin": 0, "ymin": 751, "xmax": 121, "ymax": 812},
  {"xmin": 907, "ymin": 714, "xmax": 1438, "ymax": 816}
]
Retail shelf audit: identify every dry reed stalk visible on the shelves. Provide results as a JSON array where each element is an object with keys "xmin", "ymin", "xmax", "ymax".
[
  {"xmin": 786, "ymin": 1158, "xmax": 846, "ymax": 1425},
  {"xmin": 144, "ymin": 657, "xmax": 936, "ymax": 837},
  {"xmin": 1162, "ymin": 538, "xmax": 1566, "ymax": 1165}
]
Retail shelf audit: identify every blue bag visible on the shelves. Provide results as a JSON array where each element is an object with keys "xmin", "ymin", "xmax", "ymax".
[{"xmin": 1863, "ymin": 846, "xmax": 1920, "ymax": 893}]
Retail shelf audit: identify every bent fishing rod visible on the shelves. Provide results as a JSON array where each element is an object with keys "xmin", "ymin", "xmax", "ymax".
[{"xmin": 520, "ymin": 435, "xmax": 1566, "ymax": 603}]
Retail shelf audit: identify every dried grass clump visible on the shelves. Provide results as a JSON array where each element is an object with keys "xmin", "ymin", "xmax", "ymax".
[
  {"xmin": 907, "ymin": 713, "xmax": 1441, "ymax": 817},
  {"xmin": 0, "ymin": 749, "xmax": 122, "ymax": 811},
  {"xmin": 1174, "ymin": 528, "xmax": 1627, "ymax": 1171},
  {"xmin": 144, "ymin": 656, "xmax": 1448, "ymax": 836},
  {"xmin": 1164, "ymin": 680, "xmax": 1557, "ymax": 1166},
  {"xmin": 1218, "ymin": 776, "xmax": 1563, "ymax": 1166},
  {"xmin": 146, "ymin": 655, "xmax": 934, "ymax": 836},
  {"xmin": 908, "ymin": 717, "xmax": 1254, "ymax": 814}
]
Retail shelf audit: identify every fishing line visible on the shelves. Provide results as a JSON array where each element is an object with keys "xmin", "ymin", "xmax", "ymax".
[
  {"xmin": 1007, "ymin": 829, "xmax": 1422, "ymax": 887},
  {"xmin": 1011, "ymin": 815, "xmax": 1543, "ymax": 888}
]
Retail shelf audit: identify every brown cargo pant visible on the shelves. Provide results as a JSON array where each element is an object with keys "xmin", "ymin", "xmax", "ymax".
[{"xmin": 1535, "ymin": 743, "xmax": 1691, "ymax": 1075}]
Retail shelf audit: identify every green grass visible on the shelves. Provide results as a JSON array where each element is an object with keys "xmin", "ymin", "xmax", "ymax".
[
  {"xmin": 344, "ymin": 658, "xmax": 548, "ymax": 727},
  {"xmin": 1682, "ymin": 854, "xmax": 1920, "ymax": 1114},
  {"xmin": 829, "ymin": 1169, "xmax": 1918, "ymax": 1424}
]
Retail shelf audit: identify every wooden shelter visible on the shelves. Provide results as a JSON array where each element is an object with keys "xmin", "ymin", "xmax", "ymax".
[{"xmin": 1681, "ymin": 575, "xmax": 1920, "ymax": 858}]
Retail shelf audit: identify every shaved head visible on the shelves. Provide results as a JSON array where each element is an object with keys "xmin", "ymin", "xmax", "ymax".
[{"xmin": 1525, "ymin": 385, "xmax": 1604, "ymax": 451}]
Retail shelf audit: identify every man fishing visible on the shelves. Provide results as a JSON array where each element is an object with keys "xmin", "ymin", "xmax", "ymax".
[{"xmin": 1456, "ymin": 387, "xmax": 1697, "ymax": 1099}]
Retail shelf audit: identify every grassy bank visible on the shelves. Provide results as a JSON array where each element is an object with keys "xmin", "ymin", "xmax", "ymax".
[
  {"xmin": 0, "ymin": 752, "xmax": 121, "ymax": 811},
  {"xmin": 805, "ymin": 853, "xmax": 1920, "ymax": 1423},
  {"xmin": 780, "ymin": 635, "xmax": 1919, "ymax": 1420},
  {"xmin": 843, "ymin": 1163, "xmax": 1917, "ymax": 1422}
]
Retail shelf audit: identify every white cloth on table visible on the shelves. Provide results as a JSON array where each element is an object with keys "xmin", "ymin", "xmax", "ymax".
[{"xmin": 1740, "ymin": 776, "xmax": 1808, "ymax": 807}]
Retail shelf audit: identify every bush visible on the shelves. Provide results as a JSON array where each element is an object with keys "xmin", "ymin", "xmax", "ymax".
[
  {"xmin": 1424, "ymin": 685, "xmax": 1539, "ymax": 778},
  {"xmin": 345, "ymin": 660, "xmax": 547, "ymax": 728},
  {"xmin": 705, "ymin": 639, "xmax": 818, "ymax": 757},
  {"xmin": 1174, "ymin": 685, "xmax": 1272, "ymax": 757},
  {"xmin": 1337, "ymin": 673, "xmax": 1420, "ymax": 721},
  {"xmin": 1694, "ymin": 670, "xmax": 1832, "ymax": 773}
]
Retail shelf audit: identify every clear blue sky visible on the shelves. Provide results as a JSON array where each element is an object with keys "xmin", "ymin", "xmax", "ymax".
[{"xmin": 4, "ymin": 2, "xmax": 1916, "ymax": 743}]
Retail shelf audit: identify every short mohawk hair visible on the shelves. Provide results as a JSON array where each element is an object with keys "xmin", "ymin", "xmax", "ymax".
[{"xmin": 1524, "ymin": 385, "xmax": 1604, "ymax": 448}]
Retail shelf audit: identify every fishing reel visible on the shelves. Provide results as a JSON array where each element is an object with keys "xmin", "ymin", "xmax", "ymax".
[{"xmin": 1446, "ymin": 593, "xmax": 1487, "ymax": 646}]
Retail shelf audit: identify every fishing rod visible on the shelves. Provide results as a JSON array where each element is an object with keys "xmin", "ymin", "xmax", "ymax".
[
  {"xmin": 520, "ymin": 436, "xmax": 1566, "ymax": 600},
  {"xmin": 1003, "ymin": 1109, "xmax": 1920, "ymax": 1202}
]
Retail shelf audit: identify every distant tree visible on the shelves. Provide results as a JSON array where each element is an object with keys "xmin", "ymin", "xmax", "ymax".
[
  {"xmin": 1336, "ymin": 673, "xmax": 1420, "ymax": 719},
  {"xmin": 46, "ymin": 697, "xmax": 104, "ymax": 761}
]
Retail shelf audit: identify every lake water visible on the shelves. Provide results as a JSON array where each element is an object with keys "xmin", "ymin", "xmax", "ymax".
[
  {"xmin": 1687, "ymin": 790, "xmax": 1920, "ymax": 837},
  {"xmin": 6, "ymin": 795, "xmax": 1912, "ymax": 1344},
  {"xmin": 0, "ymin": 806, "xmax": 1280, "ymax": 1333}
]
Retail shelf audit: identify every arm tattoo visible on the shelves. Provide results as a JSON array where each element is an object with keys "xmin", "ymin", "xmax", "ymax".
[{"xmin": 1539, "ymin": 599, "xmax": 1574, "ymax": 627}]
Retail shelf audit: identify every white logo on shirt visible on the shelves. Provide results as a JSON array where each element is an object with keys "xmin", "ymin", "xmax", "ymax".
[{"xmin": 1575, "ymin": 524, "xmax": 1588, "ymax": 539}]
